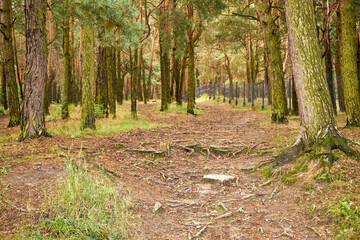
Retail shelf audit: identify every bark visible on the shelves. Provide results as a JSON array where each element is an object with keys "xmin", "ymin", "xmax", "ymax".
[
  {"xmin": 255, "ymin": 0, "xmax": 288, "ymax": 123},
  {"xmin": 245, "ymin": 34, "xmax": 252, "ymax": 102},
  {"xmin": 61, "ymin": 0, "xmax": 70, "ymax": 119},
  {"xmin": 1, "ymin": 0, "xmax": 21, "ymax": 127},
  {"xmin": 291, "ymin": 77, "xmax": 299, "ymax": 115},
  {"xmin": 335, "ymin": 8, "xmax": 346, "ymax": 112},
  {"xmin": 69, "ymin": 18, "xmax": 77, "ymax": 105},
  {"xmin": 20, "ymin": 0, "xmax": 48, "ymax": 140},
  {"xmin": 322, "ymin": 0, "xmax": 337, "ymax": 115},
  {"xmin": 1, "ymin": 63, "xmax": 8, "ymax": 109},
  {"xmin": 106, "ymin": 47, "xmax": 116, "ymax": 118},
  {"xmin": 116, "ymin": 47, "xmax": 124, "ymax": 104},
  {"xmin": 80, "ymin": 26, "xmax": 95, "ymax": 130},
  {"xmin": 142, "ymin": 54, "xmax": 147, "ymax": 104},
  {"xmin": 178, "ymin": 49, "xmax": 188, "ymax": 106},
  {"xmin": 95, "ymin": 44, "xmax": 108, "ymax": 117},
  {"xmin": 159, "ymin": 0, "xmax": 170, "ymax": 111},
  {"xmin": 285, "ymin": 0, "xmax": 338, "ymax": 146},
  {"xmin": 137, "ymin": 47, "xmax": 143, "ymax": 101},
  {"xmin": 147, "ymin": 30, "xmax": 157, "ymax": 101},
  {"xmin": 130, "ymin": 47, "xmax": 137, "ymax": 119},
  {"xmin": 340, "ymin": 0, "xmax": 360, "ymax": 126}
]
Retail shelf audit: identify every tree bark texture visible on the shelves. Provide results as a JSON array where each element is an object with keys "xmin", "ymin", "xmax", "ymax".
[
  {"xmin": 61, "ymin": 0, "xmax": 70, "ymax": 119},
  {"xmin": 255, "ymin": 0, "xmax": 288, "ymax": 123},
  {"xmin": 335, "ymin": 8, "xmax": 346, "ymax": 112},
  {"xmin": 322, "ymin": 0, "xmax": 337, "ymax": 115},
  {"xmin": 1, "ymin": 0, "xmax": 20, "ymax": 127},
  {"xmin": 106, "ymin": 47, "xmax": 116, "ymax": 118},
  {"xmin": 285, "ymin": 0, "xmax": 338, "ymax": 146},
  {"xmin": 1, "ymin": 63, "xmax": 8, "ymax": 109},
  {"xmin": 340, "ymin": 0, "xmax": 360, "ymax": 126},
  {"xmin": 20, "ymin": 0, "xmax": 48, "ymax": 140},
  {"xmin": 131, "ymin": 47, "xmax": 137, "ymax": 120},
  {"xmin": 80, "ymin": 26, "xmax": 95, "ymax": 130}
]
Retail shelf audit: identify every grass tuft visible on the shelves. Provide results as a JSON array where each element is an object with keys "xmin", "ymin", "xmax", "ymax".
[{"xmin": 39, "ymin": 159, "xmax": 136, "ymax": 239}]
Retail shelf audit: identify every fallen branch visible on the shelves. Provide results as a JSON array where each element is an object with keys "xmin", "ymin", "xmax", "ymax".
[
  {"xmin": 124, "ymin": 149, "xmax": 166, "ymax": 157},
  {"xmin": 88, "ymin": 161, "xmax": 122, "ymax": 179}
]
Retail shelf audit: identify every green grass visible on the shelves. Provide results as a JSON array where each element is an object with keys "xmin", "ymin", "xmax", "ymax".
[
  {"xmin": 154, "ymin": 103, "xmax": 203, "ymax": 115},
  {"xmin": 0, "ymin": 106, "xmax": 5, "ymax": 116},
  {"xmin": 19, "ymin": 159, "xmax": 136, "ymax": 239},
  {"xmin": 330, "ymin": 197, "xmax": 360, "ymax": 239},
  {"xmin": 46, "ymin": 103, "xmax": 161, "ymax": 138}
]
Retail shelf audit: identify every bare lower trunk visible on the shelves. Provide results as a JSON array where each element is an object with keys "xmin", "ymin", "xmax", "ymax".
[
  {"xmin": 335, "ymin": 8, "xmax": 346, "ymax": 112},
  {"xmin": 20, "ymin": 0, "xmax": 48, "ymax": 140}
]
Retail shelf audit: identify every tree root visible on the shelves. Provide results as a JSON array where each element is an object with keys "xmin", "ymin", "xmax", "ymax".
[{"xmin": 276, "ymin": 135, "xmax": 360, "ymax": 167}]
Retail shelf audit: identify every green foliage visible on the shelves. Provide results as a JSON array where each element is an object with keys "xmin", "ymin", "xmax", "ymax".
[
  {"xmin": 0, "ymin": 106, "xmax": 5, "ymax": 116},
  {"xmin": 330, "ymin": 197, "xmax": 360, "ymax": 238},
  {"xmin": 260, "ymin": 167, "xmax": 273, "ymax": 179},
  {"xmin": 41, "ymin": 159, "xmax": 136, "ymax": 239}
]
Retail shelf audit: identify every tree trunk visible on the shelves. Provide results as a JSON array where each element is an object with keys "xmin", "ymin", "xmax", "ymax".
[
  {"xmin": 291, "ymin": 77, "xmax": 299, "ymax": 115},
  {"xmin": 137, "ymin": 47, "xmax": 143, "ymax": 102},
  {"xmin": 142, "ymin": 54, "xmax": 147, "ymax": 104},
  {"xmin": 187, "ymin": 33, "xmax": 195, "ymax": 114},
  {"xmin": 61, "ymin": 0, "xmax": 70, "ymax": 119},
  {"xmin": 335, "ymin": 7, "xmax": 346, "ymax": 112},
  {"xmin": 340, "ymin": 0, "xmax": 360, "ymax": 126},
  {"xmin": 1, "ymin": 63, "xmax": 8, "ymax": 110},
  {"xmin": 285, "ymin": 0, "xmax": 338, "ymax": 146},
  {"xmin": 20, "ymin": 0, "xmax": 48, "ymax": 140},
  {"xmin": 1, "ymin": 0, "xmax": 20, "ymax": 127},
  {"xmin": 131, "ymin": 47, "xmax": 137, "ymax": 119},
  {"xmin": 147, "ymin": 30, "xmax": 157, "ymax": 101},
  {"xmin": 95, "ymin": 43, "xmax": 108, "ymax": 117},
  {"xmin": 255, "ymin": 0, "xmax": 288, "ymax": 123},
  {"xmin": 80, "ymin": 26, "xmax": 95, "ymax": 130},
  {"xmin": 116, "ymin": 47, "xmax": 124, "ymax": 104},
  {"xmin": 322, "ymin": 0, "xmax": 337, "ymax": 115},
  {"xmin": 106, "ymin": 47, "xmax": 116, "ymax": 118}
]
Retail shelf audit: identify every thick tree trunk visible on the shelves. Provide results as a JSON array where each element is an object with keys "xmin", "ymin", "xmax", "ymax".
[
  {"xmin": 187, "ymin": 35, "xmax": 195, "ymax": 114},
  {"xmin": 1, "ymin": 0, "xmax": 20, "ymax": 127},
  {"xmin": 285, "ymin": 0, "xmax": 338, "ymax": 146},
  {"xmin": 80, "ymin": 26, "xmax": 95, "ymax": 130},
  {"xmin": 255, "ymin": 0, "xmax": 288, "ymax": 123},
  {"xmin": 335, "ymin": 8, "xmax": 346, "ymax": 112},
  {"xmin": 106, "ymin": 47, "xmax": 116, "ymax": 118},
  {"xmin": 95, "ymin": 44, "xmax": 108, "ymax": 117},
  {"xmin": 20, "ymin": 0, "xmax": 48, "ymax": 140},
  {"xmin": 322, "ymin": 0, "xmax": 337, "ymax": 115},
  {"xmin": 340, "ymin": 0, "xmax": 360, "ymax": 126},
  {"xmin": 61, "ymin": 0, "xmax": 70, "ymax": 119}
]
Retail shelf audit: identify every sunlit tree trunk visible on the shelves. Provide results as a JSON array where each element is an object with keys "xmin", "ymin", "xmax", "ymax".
[
  {"xmin": 148, "ymin": 30, "xmax": 157, "ymax": 101},
  {"xmin": 61, "ymin": 0, "xmax": 70, "ymax": 119},
  {"xmin": 255, "ymin": 0, "xmax": 288, "ymax": 123},
  {"xmin": 20, "ymin": 0, "xmax": 48, "ymax": 140},
  {"xmin": 285, "ymin": 0, "xmax": 338, "ymax": 145},
  {"xmin": 80, "ymin": 26, "xmax": 95, "ymax": 130},
  {"xmin": 340, "ymin": 0, "xmax": 360, "ymax": 126},
  {"xmin": 1, "ymin": 0, "xmax": 20, "ymax": 127},
  {"xmin": 335, "ymin": 8, "xmax": 346, "ymax": 112}
]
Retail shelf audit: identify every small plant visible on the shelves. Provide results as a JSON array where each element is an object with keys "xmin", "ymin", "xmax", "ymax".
[
  {"xmin": 38, "ymin": 159, "xmax": 137, "ymax": 239},
  {"xmin": 260, "ymin": 167, "xmax": 274, "ymax": 179},
  {"xmin": 330, "ymin": 197, "xmax": 360, "ymax": 238},
  {"xmin": 0, "ymin": 106, "xmax": 5, "ymax": 116}
]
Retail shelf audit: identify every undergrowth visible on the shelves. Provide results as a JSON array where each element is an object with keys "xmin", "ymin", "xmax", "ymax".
[
  {"xmin": 330, "ymin": 197, "xmax": 360, "ymax": 239},
  {"xmin": 20, "ymin": 159, "xmax": 137, "ymax": 239}
]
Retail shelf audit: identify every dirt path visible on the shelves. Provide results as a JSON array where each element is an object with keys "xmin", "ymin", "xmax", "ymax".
[{"xmin": 0, "ymin": 102, "xmax": 326, "ymax": 239}]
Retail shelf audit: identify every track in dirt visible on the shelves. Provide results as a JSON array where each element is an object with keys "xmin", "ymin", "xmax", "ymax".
[{"xmin": 0, "ymin": 102, "xmax": 323, "ymax": 239}]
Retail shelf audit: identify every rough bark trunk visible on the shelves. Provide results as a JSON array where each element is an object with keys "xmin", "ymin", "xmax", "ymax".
[
  {"xmin": 1, "ymin": 63, "xmax": 8, "ymax": 110},
  {"xmin": 106, "ymin": 47, "xmax": 116, "ymax": 118},
  {"xmin": 285, "ymin": 0, "xmax": 338, "ymax": 145},
  {"xmin": 80, "ymin": 26, "xmax": 95, "ymax": 130},
  {"xmin": 147, "ymin": 30, "xmax": 158, "ymax": 101},
  {"xmin": 131, "ymin": 47, "xmax": 137, "ymax": 119},
  {"xmin": 116, "ymin": 47, "xmax": 124, "ymax": 105},
  {"xmin": 335, "ymin": 8, "xmax": 346, "ymax": 112},
  {"xmin": 322, "ymin": 0, "xmax": 337, "ymax": 115},
  {"xmin": 95, "ymin": 44, "xmax": 108, "ymax": 117},
  {"xmin": 340, "ymin": 0, "xmax": 360, "ymax": 126},
  {"xmin": 255, "ymin": 0, "xmax": 288, "ymax": 123},
  {"xmin": 20, "ymin": 0, "xmax": 48, "ymax": 140},
  {"xmin": 1, "ymin": 0, "xmax": 20, "ymax": 127},
  {"xmin": 61, "ymin": 0, "xmax": 70, "ymax": 119}
]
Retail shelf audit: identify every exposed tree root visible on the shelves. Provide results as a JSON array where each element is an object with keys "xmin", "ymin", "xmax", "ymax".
[{"xmin": 275, "ymin": 135, "xmax": 360, "ymax": 167}]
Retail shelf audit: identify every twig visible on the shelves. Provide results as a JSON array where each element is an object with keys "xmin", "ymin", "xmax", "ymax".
[{"xmin": 88, "ymin": 161, "xmax": 121, "ymax": 178}]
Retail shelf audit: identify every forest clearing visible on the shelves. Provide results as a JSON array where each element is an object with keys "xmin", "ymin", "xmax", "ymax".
[{"xmin": 2, "ymin": 0, "xmax": 360, "ymax": 239}]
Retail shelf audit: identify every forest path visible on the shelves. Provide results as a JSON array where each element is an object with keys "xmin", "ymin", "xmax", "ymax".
[
  {"xmin": 86, "ymin": 102, "xmax": 320, "ymax": 239},
  {"xmin": 0, "ymin": 102, "xmax": 324, "ymax": 239}
]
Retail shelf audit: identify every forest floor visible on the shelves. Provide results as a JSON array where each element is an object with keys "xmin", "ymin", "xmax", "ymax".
[{"xmin": 1, "ymin": 101, "xmax": 360, "ymax": 239}]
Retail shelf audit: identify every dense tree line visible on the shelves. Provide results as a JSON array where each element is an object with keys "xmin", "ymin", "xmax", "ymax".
[{"xmin": 0, "ymin": 0, "xmax": 359, "ymax": 160}]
